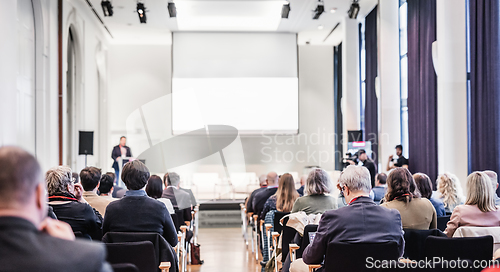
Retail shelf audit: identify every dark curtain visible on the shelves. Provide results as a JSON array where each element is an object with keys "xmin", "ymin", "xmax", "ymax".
[
  {"xmin": 469, "ymin": 0, "xmax": 500, "ymax": 194},
  {"xmin": 407, "ymin": 0, "xmax": 438, "ymax": 185},
  {"xmin": 334, "ymin": 44, "xmax": 344, "ymax": 171},
  {"xmin": 365, "ymin": 6, "xmax": 378, "ymax": 165}
]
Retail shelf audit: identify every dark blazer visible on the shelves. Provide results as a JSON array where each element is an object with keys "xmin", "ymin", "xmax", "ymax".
[
  {"xmin": 297, "ymin": 185, "xmax": 305, "ymax": 197},
  {"xmin": 103, "ymin": 191, "xmax": 178, "ymax": 247},
  {"xmin": 0, "ymin": 216, "xmax": 112, "ymax": 272},
  {"xmin": 252, "ymin": 187, "xmax": 278, "ymax": 217},
  {"xmin": 111, "ymin": 145, "xmax": 132, "ymax": 171},
  {"xmin": 362, "ymin": 159, "xmax": 377, "ymax": 188},
  {"xmin": 180, "ymin": 187, "xmax": 197, "ymax": 206},
  {"xmin": 302, "ymin": 196, "xmax": 405, "ymax": 265},
  {"xmin": 162, "ymin": 187, "xmax": 192, "ymax": 221},
  {"xmin": 246, "ymin": 187, "xmax": 267, "ymax": 213}
]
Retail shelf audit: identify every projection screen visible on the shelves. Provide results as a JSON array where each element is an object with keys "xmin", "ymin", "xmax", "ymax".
[{"xmin": 172, "ymin": 32, "xmax": 298, "ymax": 135}]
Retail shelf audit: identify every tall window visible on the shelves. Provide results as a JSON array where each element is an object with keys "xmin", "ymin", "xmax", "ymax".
[{"xmin": 399, "ymin": 0, "xmax": 409, "ymax": 158}]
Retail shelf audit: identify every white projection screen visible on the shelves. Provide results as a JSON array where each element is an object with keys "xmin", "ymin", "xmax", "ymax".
[{"xmin": 172, "ymin": 32, "xmax": 298, "ymax": 135}]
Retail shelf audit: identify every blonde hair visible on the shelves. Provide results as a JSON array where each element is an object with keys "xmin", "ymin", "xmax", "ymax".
[
  {"xmin": 437, "ymin": 173, "xmax": 464, "ymax": 210},
  {"xmin": 275, "ymin": 173, "xmax": 299, "ymax": 212},
  {"xmin": 45, "ymin": 166, "xmax": 73, "ymax": 195},
  {"xmin": 466, "ymin": 171, "xmax": 497, "ymax": 212}
]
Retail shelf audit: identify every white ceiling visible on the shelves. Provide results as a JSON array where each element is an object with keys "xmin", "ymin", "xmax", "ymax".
[{"xmin": 90, "ymin": 0, "xmax": 378, "ymax": 45}]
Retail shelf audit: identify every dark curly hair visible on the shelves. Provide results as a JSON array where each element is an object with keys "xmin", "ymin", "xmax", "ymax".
[{"xmin": 385, "ymin": 168, "xmax": 416, "ymax": 203}]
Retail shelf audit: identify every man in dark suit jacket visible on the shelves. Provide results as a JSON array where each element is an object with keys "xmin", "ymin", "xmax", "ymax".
[
  {"xmin": 300, "ymin": 165, "xmax": 404, "ymax": 271},
  {"xmin": 103, "ymin": 161, "xmax": 177, "ymax": 247},
  {"xmin": 0, "ymin": 146, "xmax": 112, "ymax": 272},
  {"xmin": 246, "ymin": 175, "xmax": 267, "ymax": 213},
  {"xmin": 111, "ymin": 136, "xmax": 132, "ymax": 180},
  {"xmin": 297, "ymin": 175, "xmax": 306, "ymax": 196},
  {"xmin": 252, "ymin": 172, "xmax": 279, "ymax": 217},
  {"xmin": 162, "ymin": 172, "xmax": 192, "ymax": 222}
]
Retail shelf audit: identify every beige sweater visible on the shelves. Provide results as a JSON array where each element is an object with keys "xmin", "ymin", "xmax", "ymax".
[{"xmin": 381, "ymin": 197, "xmax": 437, "ymax": 230}]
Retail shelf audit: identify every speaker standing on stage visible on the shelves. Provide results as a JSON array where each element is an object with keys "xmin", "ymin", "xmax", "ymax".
[{"xmin": 111, "ymin": 136, "xmax": 132, "ymax": 180}]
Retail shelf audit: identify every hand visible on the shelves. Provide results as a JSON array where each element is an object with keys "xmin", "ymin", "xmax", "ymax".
[
  {"xmin": 39, "ymin": 218, "xmax": 75, "ymax": 241},
  {"xmin": 347, "ymin": 160, "xmax": 355, "ymax": 165},
  {"xmin": 389, "ymin": 155, "xmax": 394, "ymax": 160},
  {"xmin": 73, "ymin": 183, "xmax": 87, "ymax": 203},
  {"xmin": 116, "ymin": 156, "xmax": 121, "ymax": 162}
]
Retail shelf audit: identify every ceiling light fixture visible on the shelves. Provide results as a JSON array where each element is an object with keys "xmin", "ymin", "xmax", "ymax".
[
  {"xmin": 136, "ymin": 2, "xmax": 147, "ymax": 23},
  {"xmin": 281, "ymin": 2, "xmax": 291, "ymax": 19},
  {"xmin": 348, "ymin": 0, "xmax": 360, "ymax": 19},
  {"xmin": 101, "ymin": 0, "xmax": 113, "ymax": 16},
  {"xmin": 318, "ymin": 25, "xmax": 324, "ymax": 30},
  {"xmin": 330, "ymin": 8, "xmax": 337, "ymax": 13},
  {"xmin": 312, "ymin": 0, "xmax": 325, "ymax": 20},
  {"xmin": 168, "ymin": 2, "xmax": 177, "ymax": 18}
]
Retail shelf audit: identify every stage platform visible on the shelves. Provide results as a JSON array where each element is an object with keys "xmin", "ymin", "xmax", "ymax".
[{"xmin": 198, "ymin": 200, "xmax": 245, "ymax": 228}]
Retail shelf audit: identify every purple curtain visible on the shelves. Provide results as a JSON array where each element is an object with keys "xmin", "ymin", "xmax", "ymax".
[
  {"xmin": 365, "ymin": 7, "xmax": 378, "ymax": 165},
  {"xmin": 469, "ymin": 0, "xmax": 500, "ymax": 189},
  {"xmin": 407, "ymin": 0, "xmax": 438, "ymax": 185}
]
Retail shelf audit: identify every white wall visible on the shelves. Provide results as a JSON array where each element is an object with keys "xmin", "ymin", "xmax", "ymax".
[{"xmin": 108, "ymin": 44, "xmax": 335, "ymax": 179}]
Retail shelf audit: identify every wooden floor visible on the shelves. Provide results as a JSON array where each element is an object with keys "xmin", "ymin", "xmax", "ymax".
[{"xmin": 187, "ymin": 227, "xmax": 261, "ymax": 272}]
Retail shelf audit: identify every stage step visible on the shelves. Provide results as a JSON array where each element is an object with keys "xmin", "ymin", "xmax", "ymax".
[{"xmin": 198, "ymin": 200, "xmax": 244, "ymax": 228}]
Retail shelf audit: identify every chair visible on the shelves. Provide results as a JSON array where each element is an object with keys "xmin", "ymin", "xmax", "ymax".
[
  {"xmin": 110, "ymin": 263, "xmax": 139, "ymax": 272},
  {"xmin": 307, "ymin": 241, "xmax": 400, "ymax": 272},
  {"xmin": 281, "ymin": 217, "xmax": 298, "ymax": 263},
  {"xmin": 106, "ymin": 241, "xmax": 157, "ymax": 272},
  {"xmin": 424, "ymin": 236, "xmax": 493, "ymax": 272},
  {"xmin": 297, "ymin": 224, "xmax": 318, "ymax": 259},
  {"xmin": 403, "ymin": 228, "xmax": 446, "ymax": 261},
  {"xmin": 273, "ymin": 211, "xmax": 290, "ymax": 234},
  {"xmin": 437, "ymin": 216, "xmax": 450, "ymax": 232},
  {"xmin": 453, "ymin": 226, "xmax": 500, "ymax": 252},
  {"xmin": 73, "ymin": 231, "xmax": 91, "ymax": 240},
  {"xmin": 102, "ymin": 232, "xmax": 179, "ymax": 272},
  {"xmin": 240, "ymin": 204, "xmax": 248, "ymax": 245}
]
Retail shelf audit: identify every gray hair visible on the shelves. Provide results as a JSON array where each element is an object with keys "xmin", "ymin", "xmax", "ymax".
[
  {"xmin": 338, "ymin": 165, "xmax": 372, "ymax": 193},
  {"xmin": 305, "ymin": 168, "xmax": 333, "ymax": 195},
  {"xmin": 484, "ymin": 170, "xmax": 498, "ymax": 191},
  {"xmin": 168, "ymin": 172, "xmax": 180, "ymax": 187},
  {"xmin": 46, "ymin": 166, "xmax": 73, "ymax": 195}
]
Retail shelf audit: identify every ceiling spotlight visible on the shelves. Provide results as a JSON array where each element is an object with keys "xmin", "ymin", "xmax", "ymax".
[
  {"xmin": 348, "ymin": 0, "xmax": 360, "ymax": 19},
  {"xmin": 101, "ymin": 0, "xmax": 113, "ymax": 16},
  {"xmin": 313, "ymin": 1, "xmax": 325, "ymax": 20},
  {"xmin": 318, "ymin": 25, "xmax": 324, "ymax": 30},
  {"xmin": 330, "ymin": 8, "xmax": 337, "ymax": 13},
  {"xmin": 136, "ymin": 2, "xmax": 147, "ymax": 23},
  {"xmin": 281, "ymin": 2, "xmax": 291, "ymax": 19},
  {"xmin": 168, "ymin": 2, "xmax": 176, "ymax": 18}
]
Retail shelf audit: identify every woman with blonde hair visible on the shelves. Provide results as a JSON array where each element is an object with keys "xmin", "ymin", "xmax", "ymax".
[
  {"xmin": 260, "ymin": 173, "xmax": 299, "ymax": 220},
  {"xmin": 436, "ymin": 173, "xmax": 465, "ymax": 213},
  {"xmin": 444, "ymin": 171, "xmax": 500, "ymax": 237}
]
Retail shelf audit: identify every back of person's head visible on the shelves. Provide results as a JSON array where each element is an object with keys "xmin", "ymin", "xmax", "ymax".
[
  {"xmin": 46, "ymin": 166, "xmax": 73, "ymax": 195},
  {"xmin": 0, "ymin": 146, "xmax": 42, "ymax": 209},
  {"xmin": 386, "ymin": 167, "xmax": 414, "ymax": 203},
  {"xmin": 466, "ymin": 171, "xmax": 497, "ymax": 212},
  {"xmin": 72, "ymin": 172, "xmax": 79, "ymax": 184},
  {"xmin": 80, "ymin": 167, "xmax": 101, "ymax": 191},
  {"xmin": 300, "ymin": 175, "xmax": 307, "ymax": 186},
  {"xmin": 305, "ymin": 168, "xmax": 333, "ymax": 195},
  {"xmin": 121, "ymin": 160, "xmax": 150, "ymax": 190},
  {"xmin": 105, "ymin": 171, "xmax": 117, "ymax": 185},
  {"xmin": 267, "ymin": 172, "xmax": 278, "ymax": 186},
  {"xmin": 259, "ymin": 174, "xmax": 267, "ymax": 187},
  {"xmin": 167, "ymin": 172, "xmax": 180, "ymax": 187},
  {"xmin": 413, "ymin": 173, "xmax": 433, "ymax": 199},
  {"xmin": 484, "ymin": 170, "xmax": 498, "ymax": 191},
  {"xmin": 376, "ymin": 173, "xmax": 387, "ymax": 185},
  {"xmin": 338, "ymin": 165, "xmax": 371, "ymax": 194},
  {"xmin": 437, "ymin": 172, "xmax": 464, "ymax": 209},
  {"xmin": 99, "ymin": 174, "xmax": 114, "ymax": 194},
  {"xmin": 146, "ymin": 175, "xmax": 163, "ymax": 199},
  {"xmin": 275, "ymin": 173, "xmax": 299, "ymax": 212}
]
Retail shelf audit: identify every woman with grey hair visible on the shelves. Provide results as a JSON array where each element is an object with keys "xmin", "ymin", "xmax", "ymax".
[
  {"xmin": 47, "ymin": 166, "xmax": 102, "ymax": 239},
  {"xmin": 291, "ymin": 168, "xmax": 337, "ymax": 214}
]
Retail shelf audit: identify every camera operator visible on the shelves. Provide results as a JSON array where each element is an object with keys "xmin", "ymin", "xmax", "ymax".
[
  {"xmin": 347, "ymin": 149, "xmax": 377, "ymax": 188},
  {"xmin": 386, "ymin": 145, "xmax": 409, "ymax": 171}
]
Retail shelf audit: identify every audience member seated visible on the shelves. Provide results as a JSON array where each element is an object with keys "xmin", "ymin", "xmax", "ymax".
[
  {"xmin": 444, "ymin": 171, "xmax": 500, "ymax": 237},
  {"xmin": 381, "ymin": 168, "xmax": 437, "ymax": 229},
  {"xmin": 98, "ymin": 174, "xmax": 115, "ymax": 201},
  {"xmin": 81, "ymin": 167, "xmax": 115, "ymax": 217},
  {"xmin": 436, "ymin": 172, "xmax": 465, "ymax": 213},
  {"xmin": 107, "ymin": 172, "xmax": 126, "ymax": 199},
  {"xmin": 162, "ymin": 172, "xmax": 192, "ymax": 222},
  {"xmin": 414, "ymin": 173, "xmax": 446, "ymax": 217},
  {"xmin": 293, "ymin": 165, "xmax": 404, "ymax": 272},
  {"xmin": 245, "ymin": 174, "xmax": 267, "ymax": 214},
  {"xmin": 179, "ymin": 179, "xmax": 197, "ymax": 207},
  {"xmin": 372, "ymin": 173, "xmax": 387, "ymax": 204},
  {"xmin": 0, "ymin": 146, "xmax": 112, "ymax": 272},
  {"xmin": 46, "ymin": 166, "xmax": 103, "ymax": 239},
  {"xmin": 252, "ymin": 172, "xmax": 279, "ymax": 217},
  {"xmin": 260, "ymin": 173, "xmax": 299, "ymax": 220},
  {"xmin": 484, "ymin": 170, "xmax": 500, "ymax": 206},
  {"xmin": 146, "ymin": 175, "xmax": 175, "ymax": 214},
  {"xmin": 297, "ymin": 175, "xmax": 306, "ymax": 196},
  {"xmin": 291, "ymin": 169, "xmax": 337, "ymax": 214},
  {"xmin": 72, "ymin": 172, "xmax": 80, "ymax": 184},
  {"xmin": 103, "ymin": 161, "xmax": 177, "ymax": 247}
]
